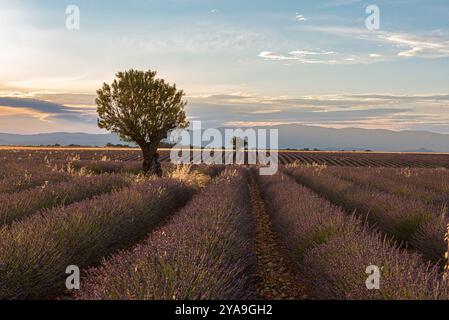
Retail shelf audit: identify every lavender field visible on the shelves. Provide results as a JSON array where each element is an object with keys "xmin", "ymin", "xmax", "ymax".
[{"xmin": 1, "ymin": 148, "xmax": 449, "ymax": 300}]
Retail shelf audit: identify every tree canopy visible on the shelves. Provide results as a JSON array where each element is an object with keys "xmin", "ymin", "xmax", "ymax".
[{"xmin": 96, "ymin": 69, "xmax": 189, "ymax": 174}]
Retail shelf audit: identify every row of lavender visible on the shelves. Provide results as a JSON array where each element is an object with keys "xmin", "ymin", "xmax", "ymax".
[
  {"xmin": 324, "ymin": 166, "xmax": 449, "ymax": 206},
  {"xmin": 0, "ymin": 158, "xmax": 223, "ymax": 225},
  {"xmin": 0, "ymin": 174, "xmax": 128, "ymax": 226},
  {"xmin": 0, "ymin": 158, "xmax": 222, "ymax": 184},
  {"xmin": 0, "ymin": 177, "xmax": 195, "ymax": 299},
  {"xmin": 284, "ymin": 166, "xmax": 447, "ymax": 263},
  {"xmin": 0, "ymin": 159, "xmax": 224, "ymax": 229},
  {"xmin": 324, "ymin": 167, "xmax": 449, "ymax": 263},
  {"xmin": 76, "ymin": 169, "xmax": 255, "ymax": 299},
  {"xmin": 0, "ymin": 160, "xmax": 71, "ymax": 194},
  {"xmin": 257, "ymin": 171, "xmax": 447, "ymax": 299},
  {"xmin": 0, "ymin": 159, "xmax": 133, "ymax": 196},
  {"xmin": 4, "ymin": 149, "xmax": 449, "ymax": 167}
]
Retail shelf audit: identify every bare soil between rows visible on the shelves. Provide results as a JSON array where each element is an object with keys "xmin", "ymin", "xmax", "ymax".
[{"xmin": 248, "ymin": 172, "xmax": 313, "ymax": 300}]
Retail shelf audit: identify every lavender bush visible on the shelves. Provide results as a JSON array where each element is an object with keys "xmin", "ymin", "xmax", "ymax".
[
  {"xmin": 67, "ymin": 160, "xmax": 142, "ymax": 174},
  {"xmin": 257, "ymin": 172, "xmax": 447, "ymax": 300},
  {"xmin": 76, "ymin": 169, "xmax": 256, "ymax": 300},
  {"xmin": 0, "ymin": 160, "xmax": 56, "ymax": 178},
  {"xmin": 0, "ymin": 174, "xmax": 129, "ymax": 226},
  {"xmin": 0, "ymin": 170, "xmax": 70, "ymax": 194},
  {"xmin": 303, "ymin": 233, "xmax": 445, "ymax": 299},
  {"xmin": 0, "ymin": 178, "xmax": 195, "ymax": 299},
  {"xmin": 285, "ymin": 167, "xmax": 446, "ymax": 263},
  {"xmin": 325, "ymin": 167, "xmax": 449, "ymax": 205}
]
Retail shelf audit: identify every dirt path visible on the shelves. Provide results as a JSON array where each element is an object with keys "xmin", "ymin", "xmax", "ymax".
[{"xmin": 248, "ymin": 171, "xmax": 312, "ymax": 300}]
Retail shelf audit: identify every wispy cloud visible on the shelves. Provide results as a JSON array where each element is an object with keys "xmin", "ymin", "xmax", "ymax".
[
  {"xmin": 381, "ymin": 33, "xmax": 449, "ymax": 58},
  {"xmin": 187, "ymin": 92, "xmax": 449, "ymax": 132},
  {"xmin": 295, "ymin": 13, "xmax": 307, "ymax": 22},
  {"xmin": 260, "ymin": 25, "xmax": 449, "ymax": 65},
  {"xmin": 304, "ymin": 26, "xmax": 449, "ymax": 59},
  {"xmin": 258, "ymin": 49, "xmax": 383, "ymax": 64},
  {"xmin": 2, "ymin": 91, "xmax": 449, "ymax": 133},
  {"xmin": 0, "ymin": 97, "xmax": 95, "ymax": 124}
]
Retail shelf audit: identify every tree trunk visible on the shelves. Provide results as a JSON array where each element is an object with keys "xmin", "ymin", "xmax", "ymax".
[{"xmin": 141, "ymin": 144, "xmax": 162, "ymax": 177}]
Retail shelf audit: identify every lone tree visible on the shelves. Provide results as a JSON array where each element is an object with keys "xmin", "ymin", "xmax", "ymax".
[
  {"xmin": 231, "ymin": 137, "xmax": 249, "ymax": 164},
  {"xmin": 231, "ymin": 137, "xmax": 248, "ymax": 151},
  {"xmin": 96, "ymin": 69, "xmax": 188, "ymax": 176}
]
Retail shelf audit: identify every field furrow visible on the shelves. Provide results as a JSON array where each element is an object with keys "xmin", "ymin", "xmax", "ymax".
[{"xmin": 249, "ymin": 171, "xmax": 310, "ymax": 300}]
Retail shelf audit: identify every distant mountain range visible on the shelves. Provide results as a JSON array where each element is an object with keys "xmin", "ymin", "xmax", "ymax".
[
  {"xmin": 1, "ymin": 125, "xmax": 449, "ymax": 152},
  {"xmin": 0, "ymin": 132, "xmax": 130, "ymax": 147},
  {"xmin": 252, "ymin": 124, "xmax": 449, "ymax": 152}
]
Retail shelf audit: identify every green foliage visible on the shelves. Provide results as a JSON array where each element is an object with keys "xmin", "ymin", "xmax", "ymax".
[
  {"xmin": 294, "ymin": 224, "xmax": 342, "ymax": 262},
  {"xmin": 231, "ymin": 137, "xmax": 248, "ymax": 150},
  {"xmin": 392, "ymin": 213, "xmax": 432, "ymax": 244},
  {"xmin": 96, "ymin": 69, "xmax": 189, "ymax": 149}
]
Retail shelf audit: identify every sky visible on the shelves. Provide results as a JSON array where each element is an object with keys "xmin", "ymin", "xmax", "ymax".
[{"xmin": 0, "ymin": 0, "xmax": 449, "ymax": 134}]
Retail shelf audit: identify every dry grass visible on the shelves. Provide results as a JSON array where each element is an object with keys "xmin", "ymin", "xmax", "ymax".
[{"xmin": 168, "ymin": 165, "xmax": 211, "ymax": 189}]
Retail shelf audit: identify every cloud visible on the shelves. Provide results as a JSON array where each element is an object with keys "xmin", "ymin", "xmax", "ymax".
[
  {"xmin": 341, "ymin": 93, "xmax": 449, "ymax": 101},
  {"xmin": 260, "ymin": 26, "xmax": 449, "ymax": 65},
  {"xmin": 246, "ymin": 109, "xmax": 283, "ymax": 114},
  {"xmin": 0, "ymin": 97, "xmax": 72, "ymax": 114},
  {"xmin": 0, "ymin": 97, "xmax": 94, "ymax": 124},
  {"xmin": 186, "ymin": 92, "xmax": 449, "ymax": 132},
  {"xmin": 0, "ymin": 4, "xmax": 269, "ymax": 93},
  {"xmin": 304, "ymin": 26, "xmax": 449, "ymax": 59},
  {"xmin": 295, "ymin": 13, "xmax": 307, "ymax": 22},
  {"xmin": 5, "ymin": 92, "xmax": 445, "ymax": 132},
  {"xmin": 32, "ymin": 93, "xmax": 97, "ymax": 106},
  {"xmin": 258, "ymin": 50, "xmax": 336, "ymax": 64},
  {"xmin": 380, "ymin": 33, "xmax": 449, "ymax": 58},
  {"xmin": 190, "ymin": 93, "xmax": 449, "ymax": 108},
  {"xmin": 0, "ymin": 91, "xmax": 448, "ymax": 134},
  {"xmin": 258, "ymin": 49, "xmax": 383, "ymax": 64}
]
